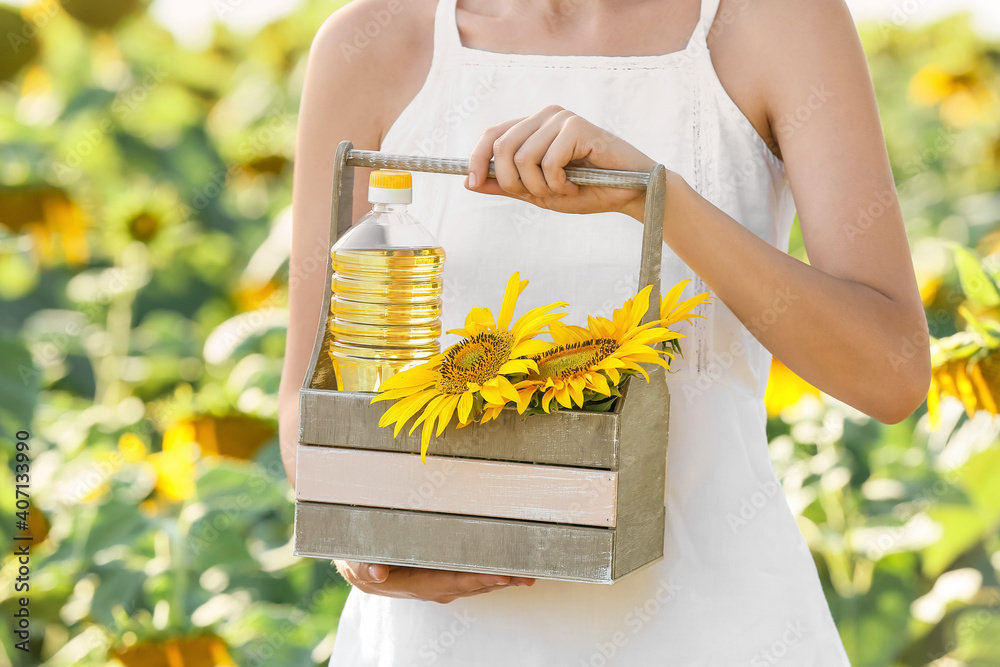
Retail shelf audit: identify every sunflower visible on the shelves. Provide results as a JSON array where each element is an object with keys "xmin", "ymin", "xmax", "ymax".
[
  {"xmin": 0, "ymin": 185, "xmax": 89, "ymax": 265},
  {"xmin": 927, "ymin": 328, "xmax": 1000, "ymax": 428},
  {"xmin": 371, "ymin": 272, "xmax": 566, "ymax": 460},
  {"xmin": 516, "ymin": 285, "xmax": 681, "ymax": 414},
  {"xmin": 660, "ymin": 278, "xmax": 714, "ymax": 326},
  {"xmin": 764, "ymin": 358, "xmax": 821, "ymax": 418},
  {"xmin": 659, "ymin": 279, "xmax": 713, "ymax": 354}
]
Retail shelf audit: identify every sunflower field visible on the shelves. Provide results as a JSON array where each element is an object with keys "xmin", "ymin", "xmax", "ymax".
[{"xmin": 1, "ymin": 2, "xmax": 999, "ymax": 665}]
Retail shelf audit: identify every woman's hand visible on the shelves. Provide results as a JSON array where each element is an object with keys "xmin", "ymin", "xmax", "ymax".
[
  {"xmin": 334, "ymin": 560, "xmax": 535, "ymax": 604},
  {"xmin": 465, "ymin": 105, "xmax": 655, "ymax": 220}
]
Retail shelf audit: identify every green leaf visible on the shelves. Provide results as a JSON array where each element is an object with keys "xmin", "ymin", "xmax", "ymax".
[
  {"xmin": 91, "ymin": 567, "xmax": 145, "ymax": 627},
  {"xmin": 0, "ymin": 336, "xmax": 38, "ymax": 443},
  {"xmin": 83, "ymin": 499, "xmax": 151, "ymax": 559},
  {"xmin": 580, "ymin": 395, "xmax": 619, "ymax": 412},
  {"xmin": 834, "ymin": 569, "xmax": 914, "ymax": 667},
  {"xmin": 921, "ymin": 445, "xmax": 1000, "ymax": 578},
  {"xmin": 951, "ymin": 604, "xmax": 1000, "ymax": 663},
  {"xmin": 952, "ymin": 245, "xmax": 1000, "ymax": 306},
  {"xmin": 921, "ymin": 506, "xmax": 984, "ymax": 580}
]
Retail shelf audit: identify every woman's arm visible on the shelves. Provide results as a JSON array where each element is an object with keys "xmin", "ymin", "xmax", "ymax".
[
  {"xmin": 280, "ymin": 0, "xmax": 431, "ymax": 486},
  {"xmin": 280, "ymin": 0, "xmax": 533, "ymax": 600},
  {"xmin": 465, "ymin": 0, "xmax": 930, "ymax": 423}
]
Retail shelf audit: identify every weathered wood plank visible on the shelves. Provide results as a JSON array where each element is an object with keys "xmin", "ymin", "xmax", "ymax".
[
  {"xmin": 296, "ymin": 445, "xmax": 618, "ymax": 527},
  {"xmin": 306, "ymin": 140, "xmax": 353, "ymax": 392},
  {"xmin": 293, "ymin": 502, "xmax": 615, "ymax": 583},
  {"xmin": 611, "ymin": 367, "xmax": 669, "ymax": 579},
  {"xmin": 299, "ymin": 387, "xmax": 620, "ymax": 468}
]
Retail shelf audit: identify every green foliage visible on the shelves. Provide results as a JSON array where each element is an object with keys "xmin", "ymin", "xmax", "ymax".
[
  {"xmin": 0, "ymin": 337, "xmax": 37, "ymax": 442},
  {"xmin": 0, "ymin": 1, "xmax": 345, "ymax": 665},
  {"xmin": 952, "ymin": 244, "xmax": 1000, "ymax": 307}
]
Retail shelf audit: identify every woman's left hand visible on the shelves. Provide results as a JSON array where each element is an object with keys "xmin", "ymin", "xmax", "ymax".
[{"xmin": 465, "ymin": 105, "xmax": 655, "ymax": 220}]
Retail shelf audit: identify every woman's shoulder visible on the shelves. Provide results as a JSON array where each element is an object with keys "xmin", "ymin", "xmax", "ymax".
[
  {"xmin": 312, "ymin": 0, "xmax": 437, "ymax": 66},
  {"xmin": 709, "ymin": 0, "xmax": 863, "ymax": 157},
  {"xmin": 307, "ymin": 0, "xmax": 438, "ymax": 141},
  {"xmin": 710, "ymin": 0, "xmax": 860, "ymax": 80}
]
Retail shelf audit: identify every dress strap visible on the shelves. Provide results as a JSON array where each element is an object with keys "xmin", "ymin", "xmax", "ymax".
[
  {"xmin": 433, "ymin": 0, "xmax": 463, "ymax": 54},
  {"xmin": 689, "ymin": 0, "xmax": 723, "ymax": 48}
]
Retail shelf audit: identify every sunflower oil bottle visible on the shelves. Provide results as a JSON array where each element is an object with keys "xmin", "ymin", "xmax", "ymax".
[{"xmin": 329, "ymin": 170, "xmax": 445, "ymax": 392}]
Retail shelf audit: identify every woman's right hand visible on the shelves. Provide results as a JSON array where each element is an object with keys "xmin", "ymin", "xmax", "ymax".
[{"xmin": 334, "ymin": 560, "xmax": 535, "ymax": 604}]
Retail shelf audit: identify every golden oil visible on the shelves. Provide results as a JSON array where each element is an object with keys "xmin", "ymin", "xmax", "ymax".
[{"xmin": 330, "ymin": 247, "xmax": 445, "ymax": 392}]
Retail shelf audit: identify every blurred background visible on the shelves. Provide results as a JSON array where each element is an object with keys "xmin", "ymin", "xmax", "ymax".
[{"xmin": 1, "ymin": 0, "xmax": 999, "ymax": 665}]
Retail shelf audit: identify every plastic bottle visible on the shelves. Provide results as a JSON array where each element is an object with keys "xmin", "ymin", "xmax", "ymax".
[{"xmin": 328, "ymin": 170, "xmax": 445, "ymax": 392}]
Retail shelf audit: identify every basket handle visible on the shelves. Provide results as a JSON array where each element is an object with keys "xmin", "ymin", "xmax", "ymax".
[{"xmin": 328, "ymin": 140, "xmax": 665, "ymax": 325}]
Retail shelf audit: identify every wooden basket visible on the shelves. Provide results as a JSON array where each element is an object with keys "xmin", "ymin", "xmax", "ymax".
[{"xmin": 293, "ymin": 141, "xmax": 669, "ymax": 584}]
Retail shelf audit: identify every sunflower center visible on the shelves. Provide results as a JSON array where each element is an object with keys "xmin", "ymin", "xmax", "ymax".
[
  {"xmin": 436, "ymin": 330, "xmax": 514, "ymax": 394},
  {"xmin": 533, "ymin": 338, "xmax": 618, "ymax": 379}
]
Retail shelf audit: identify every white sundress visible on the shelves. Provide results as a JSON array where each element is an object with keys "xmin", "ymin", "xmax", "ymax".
[{"xmin": 327, "ymin": 0, "xmax": 853, "ymax": 664}]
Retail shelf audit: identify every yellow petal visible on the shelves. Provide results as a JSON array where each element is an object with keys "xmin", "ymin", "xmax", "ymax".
[
  {"xmin": 620, "ymin": 360, "xmax": 650, "ymax": 383},
  {"xmin": 970, "ymin": 361, "xmax": 998, "ymax": 415},
  {"xmin": 548, "ymin": 320, "xmax": 593, "ymax": 345},
  {"xmin": 567, "ymin": 377, "xmax": 586, "ymax": 407},
  {"xmin": 935, "ymin": 362, "xmax": 958, "ymax": 398},
  {"xmin": 435, "ymin": 395, "xmax": 461, "ymax": 437},
  {"xmin": 611, "ymin": 304, "xmax": 627, "ymax": 335},
  {"xmin": 496, "ymin": 375, "xmax": 521, "ymax": 403},
  {"xmin": 625, "ymin": 353, "xmax": 671, "ymax": 368},
  {"xmin": 661, "ymin": 292, "xmax": 713, "ymax": 327},
  {"xmin": 616, "ymin": 342, "xmax": 661, "ymax": 357},
  {"xmin": 953, "ymin": 362, "xmax": 979, "ymax": 417},
  {"xmin": 497, "ymin": 272, "xmax": 528, "ymax": 331},
  {"xmin": 420, "ymin": 417, "xmax": 436, "ymax": 462},
  {"xmin": 480, "ymin": 405, "xmax": 503, "ymax": 424},
  {"xmin": 375, "ymin": 367, "xmax": 441, "ymax": 394},
  {"xmin": 499, "ymin": 358, "xmax": 537, "ymax": 375},
  {"xmin": 458, "ymin": 391, "xmax": 474, "ymax": 423},
  {"xmin": 587, "ymin": 372, "xmax": 611, "ymax": 396},
  {"xmin": 588, "ymin": 315, "xmax": 615, "ymax": 339},
  {"xmin": 371, "ymin": 383, "xmax": 436, "ymax": 404},
  {"xmin": 515, "ymin": 386, "xmax": 536, "ymax": 413},
  {"xmin": 448, "ymin": 309, "xmax": 496, "ymax": 337},
  {"xmin": 479, "ymin": 382, "xmax": 505, "ymax": 405},
  {"xmin": 410, "ymin": 394, "xmax": 447, "ymax": 434},
  {"xmin": 660, "ymin": 279, "xmax": 690, "ymax": 314},
  {"xmin": 623, "ymin": 327, "xmax": 678, "ymax": 347},
  {"xmin": 618, "ymin": 347, "xmax": 671, "ymax": 362},
  {"xmin": 555, "ymin": 386, "xmax": 573, "ymax": 409},
  {"xmin": 626, "ymin": 285, "xmax": 653, "ymax": 332},
  {"xmin": 378, "ymin": 389, "xmax": 439, "ymax": 436},
  {"xmin": 511, "ymin": 305, "xmax": 568, "ymax": 342},
  {"xmin": 542, "ymin": 387, "xmax": 557, "ymax": 413},
  {"xmin": 468, "ymin": 306, "xmax": 497, "ymax": 329},
  {"xmin": 471, "ymin": 307, "xmax": 499, "ymax": 333},
  {"xmin": 510, "ymin": 339, "xmax": 553, "ymax": 359}
]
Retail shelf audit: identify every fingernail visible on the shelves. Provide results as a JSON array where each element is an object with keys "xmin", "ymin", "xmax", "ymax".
[
  {"xmin": 368, "ymin": 565, "xmax": 382, "ymax": 581},
  {"xmin": 467, "ymin": 171, "xmax": 478, "ymax": 188}
]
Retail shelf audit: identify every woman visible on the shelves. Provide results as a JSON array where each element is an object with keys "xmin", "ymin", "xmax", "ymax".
[{"xmin": 279, "ymin": 0, "xmax": 930, "ymax": 663}]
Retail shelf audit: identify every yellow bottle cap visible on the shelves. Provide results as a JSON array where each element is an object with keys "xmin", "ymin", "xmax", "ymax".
[
  {"xmin": 368, "ymin": 170, "xmax": 413, "ymax": 204},
  {"xmin": 369, "ymin": 170, "xmax": 412, "ymax": 189}
]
